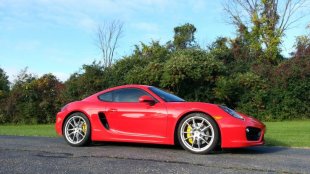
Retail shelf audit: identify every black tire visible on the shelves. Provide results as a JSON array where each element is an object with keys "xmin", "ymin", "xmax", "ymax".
[
  {"xmin": 177, "ymin": 113, "xmax": 219, "ymax": 154},
  {"xmin": 63, "ymin": 112, "xmax": 91, "ymax": 147}
]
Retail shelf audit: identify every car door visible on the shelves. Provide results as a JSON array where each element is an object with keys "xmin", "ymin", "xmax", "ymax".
[{"xmin": 103, "ymin": 88, "xmax": 168, "ymax": 139}]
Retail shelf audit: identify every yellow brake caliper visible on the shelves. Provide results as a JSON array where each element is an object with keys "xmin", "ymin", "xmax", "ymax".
[
  {"xmin": 186, "ymin": 125, "xmax": 193, "ymax": 144},
  {"xmin": 82, "ymin": 123, "xmax": 87, "ymax": 134}
]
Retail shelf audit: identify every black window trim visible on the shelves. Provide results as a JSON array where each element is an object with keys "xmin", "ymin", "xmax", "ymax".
[
  {"xmin": 97, "ymin": 90, "xmax": 113, "ymax": 102},
  {"xmin": 97, "ymin": 87, "xmax": 159, "ymax": 103}
]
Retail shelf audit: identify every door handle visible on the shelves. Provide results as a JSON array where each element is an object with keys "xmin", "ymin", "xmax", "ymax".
[{"xmin": 108, "ymin": 108, "xmax": 117, "ymax": 112}]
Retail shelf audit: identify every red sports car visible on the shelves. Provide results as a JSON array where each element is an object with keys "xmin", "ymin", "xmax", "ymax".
[{"xmin": 55, "ymin": 85, "xmax": 265, "ymax": 154}]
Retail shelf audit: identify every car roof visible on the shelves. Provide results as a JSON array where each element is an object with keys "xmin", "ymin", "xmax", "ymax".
[
  {"xmin": 114, "ymin": 84, "xmax": 150, "ymax": 88},
  {"xmin": 106, "ymin": 84, "xmax": 151, "ymax": 91}
]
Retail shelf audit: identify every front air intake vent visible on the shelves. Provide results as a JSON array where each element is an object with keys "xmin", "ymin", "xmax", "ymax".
[
  {"xmin": 246, "ymin": 127, "xmax": 261, "ymax": 141},
  {"xmin": 98, "ymin": 112, "xmax": 110, "ymax": 130}
]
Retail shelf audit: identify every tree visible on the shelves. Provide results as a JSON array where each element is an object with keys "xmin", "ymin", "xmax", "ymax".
[
  {"xmin": 161, "ymin": 49, "xmax": 225, "ymax": 101},
  {"xmin": 29, "ymin": 74, "xmax": 64, "ymax": 123},
  {"xmin": 0, "ymin": 68, "xmax": 10, "ymax": 123},
  {"xmin": 292, "ymin": 25, "xmax": 310, "ymax": 58},
  {"xmin": 124, "ymin": 41, "xmax": 169, "ymax": 86},
  {"xmin": 0, "ymin": 68, "xmax": 10, "ymax": 98},
  {"xmin": 208, "ymin": 37, "xmax": 234, "ymax": 64},
  {"xmin": 5, "ymin": 69, "xmax": 36, "ymax": 123},
  {"xmin": 224, "ymin": 0, "xmax": 307, "ymax": 63},
  {"xmin": 13, "ymin": 67, "xmax": 36, "ymax": 86},
  {"xmin": 214, "ymin": 72, "xmax": 265, "ymax": 108},
  {"xmin": 61, "ymin": 61, "xmax": 105, "ymax": 103},
  {"xmin": 2, "ymin": 69, "xmax": 64, "ymax": 124},
  {"xmin": 97, "ymin": 20, "xmax": 124, "ymax": 68},
  {"xmin": 170, "ymin": 23, "xmax": 197, "ymax": 50}
]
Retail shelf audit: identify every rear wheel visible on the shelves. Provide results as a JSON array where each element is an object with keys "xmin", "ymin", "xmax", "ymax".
[
  {"xmin": 63, "ymin": 112, "xmax": 91, "ymax": 146},
  {"xmin": 177, "ymin": 113, "xmax": 219, "ymax": 154}
]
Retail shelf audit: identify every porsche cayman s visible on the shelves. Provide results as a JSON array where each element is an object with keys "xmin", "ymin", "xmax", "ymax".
[{"xmin": 55, "ymin": 85, "xmax": 265, "ymax": 154}]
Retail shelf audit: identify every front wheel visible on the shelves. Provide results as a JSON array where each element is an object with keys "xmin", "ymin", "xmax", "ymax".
[
  {"xmin": 177, "ymin": 113, "xmax": 219, "ymax": 154},
  {"xmin": 63, "ymin": 112, "xmax": 91, "ymax": 146}
]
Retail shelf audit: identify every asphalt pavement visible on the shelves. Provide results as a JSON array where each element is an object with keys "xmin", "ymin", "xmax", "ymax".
[{"xmin": 0, "ymin": 135, "xmax": 309, "ymax": 174}]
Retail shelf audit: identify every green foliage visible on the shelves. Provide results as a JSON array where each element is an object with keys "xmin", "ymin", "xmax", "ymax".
[
  {"xmin": 214, "ymin": 72, "xmax": 265, "ymax": 108},
  {"xmin": 61, "ymin": 61, "xmax": 105, "ymax": 102},
  {"xmin": 0, "ymin": 68, "xmax": 10, "ymax": 123},
  {"xmin": 293, "ymin": 35, "xmax": 310, "ymax": 58},
  {"xmin": 229, "ymin": 0, "xmax": 287, "ymax": 64},
  {"xmin": 170, "ymin": 23, "xmax": 197, "ymax": 50},
  {"xmin": 0, "ymin": 68, "xmax": 10, "ymax": 97},
  {"xmin": 3, "ymin": 70, "xmax": 63, "ymax": 124},
  {"xmin": 125, "ymin": 61, "xmax": 165, "ymax": 86},
  {"xmin": 161, "ymin": 49, "xmax": 225, "ymax": 101},
  {"xmin": 115, "ymin": 41, "xmax": 169, "ymax": 86}
]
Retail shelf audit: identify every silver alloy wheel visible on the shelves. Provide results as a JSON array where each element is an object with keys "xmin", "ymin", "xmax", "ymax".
[
  {"xmin": 64, "ymin": 115, "xmax": 87, "ymax": 145},
  {"xmin": 180, "ymin": 115, "xmax": 215, "ymax": 153}
]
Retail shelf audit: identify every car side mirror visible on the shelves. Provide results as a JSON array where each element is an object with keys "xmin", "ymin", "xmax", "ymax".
[{"xmin": 139, "ymin": 95, "xmax": 156, "ymax": 105}]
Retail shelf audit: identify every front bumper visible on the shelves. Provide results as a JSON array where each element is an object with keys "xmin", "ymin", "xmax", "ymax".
[
  {"xmin": 220, "ymin": 116, "xmax": 265, "ymax": 148},
  {"xmin": 55, "ymin": 111, "xmax": 66, "ymax": 136}
]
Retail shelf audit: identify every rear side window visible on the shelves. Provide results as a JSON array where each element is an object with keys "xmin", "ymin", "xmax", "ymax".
[
  {"xmin": 98, "ymin": 91, "xmax": 113, "ymax": 102},
  {"xmin": 113, "ymin": 88, "xmax": 150, "ymax": 102},
  {"xmin": 98, "ymin": 88, "xmax": 154, "ymax": 103}
]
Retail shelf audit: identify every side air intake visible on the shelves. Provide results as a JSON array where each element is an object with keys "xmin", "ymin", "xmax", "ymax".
[{"xmin": 98, "ymin": 112, "xmax": 110, "ymax": 130}]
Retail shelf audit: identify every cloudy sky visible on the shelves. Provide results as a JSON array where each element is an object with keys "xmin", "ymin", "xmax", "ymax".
[{"xmin": 0, "ymin": 0, "xmax": 309, "ymax": 82}]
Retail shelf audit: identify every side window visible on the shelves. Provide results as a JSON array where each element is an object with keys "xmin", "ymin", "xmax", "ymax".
[
  {"xmin": 113, "ymin": 88, "xmax": 150, "ymax": 102},
  {"xmin": 98, "ymin": 91, "xmax": 113, "ymax": 102}
]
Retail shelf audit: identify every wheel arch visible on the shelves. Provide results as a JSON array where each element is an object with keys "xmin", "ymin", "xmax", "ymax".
[
  {"xmin": 173, "ymin": 111, "xmax": 222, "ymax": 146},
  {"xmin": 61, "ymin": 110, "xmax": 92, "ymax": 135}
]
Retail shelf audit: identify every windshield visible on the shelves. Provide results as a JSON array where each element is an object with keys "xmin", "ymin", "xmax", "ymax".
[{"xmin": 149, "ymin": 86, "xmax": 185, "ymax": 102}]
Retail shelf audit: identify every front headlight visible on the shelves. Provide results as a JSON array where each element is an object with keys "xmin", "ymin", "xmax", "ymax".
[{"xmin": 219, "ymin": 105, "xmax": 244, "ymax": 120}]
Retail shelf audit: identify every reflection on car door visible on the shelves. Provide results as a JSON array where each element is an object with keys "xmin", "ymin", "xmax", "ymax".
[{"xmin": 104, "ymin": 88, "xmax": 168, "ymax": 139}]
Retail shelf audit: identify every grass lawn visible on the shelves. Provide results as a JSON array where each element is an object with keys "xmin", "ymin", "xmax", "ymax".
[
  {"xmin": 263, "ymin": 120, "xmax": 310, "ymax": 148},
  {"xmin": 0, "ymin": 124, "xmax": 57, "ymax": 137},
  {"xmin": 0, "ymin": 120, "xmax": 309, "ymax": 147}
]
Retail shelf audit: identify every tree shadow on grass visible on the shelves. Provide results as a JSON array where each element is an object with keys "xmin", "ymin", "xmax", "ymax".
[{"xmin": 264, "ymin": 137, "xmax": 289, "ymax": 147}]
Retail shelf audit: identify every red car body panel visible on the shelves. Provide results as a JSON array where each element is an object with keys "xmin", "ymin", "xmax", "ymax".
[{"xmin": 55, "ymin": 85, "xmax": 265, "ymax": 148}]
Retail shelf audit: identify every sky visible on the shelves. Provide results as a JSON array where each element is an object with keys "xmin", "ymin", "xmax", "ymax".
[{"xmin": 0, "ymin": 0, "xmax": 309, "ymax": 82}]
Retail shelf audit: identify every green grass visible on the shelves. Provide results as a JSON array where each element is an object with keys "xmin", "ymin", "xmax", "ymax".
[
  {"xmin": 264, "ymin": 120, "xmax": 310, "ymax": 147},
  {"xmin": 0, "ymin": 124, "xmax": 57, "ymax": 137},
  {"xmin": 0, "ymin": 120, "xmax": 309, "ymax": 147}
]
